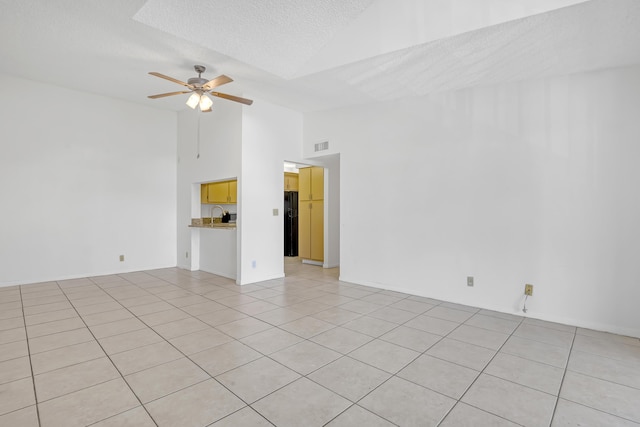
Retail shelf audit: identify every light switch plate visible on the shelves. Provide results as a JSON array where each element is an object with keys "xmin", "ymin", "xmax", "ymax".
[{"xmin": 273, "ymin": 209, "xmax": 278, "ymax": 216}]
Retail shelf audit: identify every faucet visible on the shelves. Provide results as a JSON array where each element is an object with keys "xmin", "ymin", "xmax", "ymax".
[{"xmin": 210, "ymin": 205, "xmax": 225, "ymax": 223}]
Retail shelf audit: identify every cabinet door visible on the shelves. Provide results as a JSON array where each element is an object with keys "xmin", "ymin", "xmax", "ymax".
[
  {"xmin": 201, "ymin": 184, "xmax": 210, "ymax": 204},
  {"xmin": 209, "ymin": 182, "xmax": 229, "ymax": 203},
  {"xmin": 284, "ymin": 173, "xmax": 299, "ymax": 191},
  {"xmin": 298, "ymin": 168, "xmax": 311, "ymax": 200},
  {"xmin": 310, "ymin": 200, "xmax": 324, "ymax": 261},
  {"xmin": 311, "ymin": 167, "xmax": 324, "ymax": 200},
  {"xmin": 298, "ymin": 201, "xmax": 311, "ymax": 259},
  {"xmin": 228, "ymin": 180, "xmax": 237, "ymax": 203}
]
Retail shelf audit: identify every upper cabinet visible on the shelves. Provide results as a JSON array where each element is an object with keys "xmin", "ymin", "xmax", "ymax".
[
  {"xmin": 228, "ymin": 180, "xmax": 237, "ymax": 203},
  {"xmin": 298, "ymin": 166, "xmax": 324, "ymax": 262},
  {"xmin": 284, "ymin": 172, "xmax": 299, "ymax": 191},
  {"xmin": 200, "ymin": 184, "xmax": 209, "ymax": 204},
  {"xmin": 299, "ymin": 167, "xmax": 323, "ymax": 201},
  {"xmin": 201, "ymin": 180, "xmax": 237, "ymax": 204}
]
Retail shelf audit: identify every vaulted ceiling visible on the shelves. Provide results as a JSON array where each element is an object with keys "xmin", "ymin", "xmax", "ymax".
[{"xmin": 1, "ymin": 0, "xmax": 638, "ymax": 112}]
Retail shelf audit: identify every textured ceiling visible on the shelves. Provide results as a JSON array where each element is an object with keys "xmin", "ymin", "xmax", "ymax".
[
  {"xmin": 0, "ymin": 0, "xmax": 638, "ymax": 112},
  {"xmin": 133, "ymin": 0, "xmax": 376, "ymax": 78},
  {"xmin": 323, "ymin": 0, "xmax": 640, "ymax": 101}
]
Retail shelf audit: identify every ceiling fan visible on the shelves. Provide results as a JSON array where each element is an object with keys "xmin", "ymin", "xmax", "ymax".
[{"xmin": 148, "ymin": 65, "xmax": 253, "ymax": 112}]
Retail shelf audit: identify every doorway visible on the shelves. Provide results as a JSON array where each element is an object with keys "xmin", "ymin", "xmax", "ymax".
[{"xmin": 283, "ymin": 154, "xmax": 340, "ymax": 270}]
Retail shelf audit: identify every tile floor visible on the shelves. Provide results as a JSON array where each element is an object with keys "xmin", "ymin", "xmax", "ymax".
[{"xmin": 1, "ymin": 258, "xmax": 639, "ymax": 426}]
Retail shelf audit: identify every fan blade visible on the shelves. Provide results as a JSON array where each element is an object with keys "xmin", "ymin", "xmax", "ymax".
[
  {"xmin": 202, "ymin": 75, "xmax": 233, "ymax": 91},
  {"xmin": 148, "ymin": 91, "xmax": 191, "ymax": 99},
  {"xmin": 148, "ymin": 72, "xmax": 193, "ymax": 88},
  {"xmin": 202, "ymin": 108, "xmax": 213, "ymax": 113},
  {"xmin": 210, "ymin": 91, "xmax": 253, "ymax": 105}
]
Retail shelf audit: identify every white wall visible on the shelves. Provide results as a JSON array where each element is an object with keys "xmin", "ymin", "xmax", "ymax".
[
  {"xmin": 304, "ymin": 65, "xmax": 640, "ymax": 338},
  {"xmin": 0, "ymin": 74, "xmax": 177, "ymax": 286},
  {"xmin": 323, "ymin": 154, "xmax": 340, "ymax": 268},
  {"xmin": 176, "ymin": 102, "xmax": 242, "ymax": 273},
  {"xmin": 239, "ymin": 100, "xmax": 303, "ymax": 284}
]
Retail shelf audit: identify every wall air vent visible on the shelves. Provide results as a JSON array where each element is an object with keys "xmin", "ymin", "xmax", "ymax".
[{"xmin": 314, "ymin": 141, "xmax": 329, "ymax": 152}]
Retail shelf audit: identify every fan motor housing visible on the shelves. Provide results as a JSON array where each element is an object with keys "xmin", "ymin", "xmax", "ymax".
[{"xmin": 187, "ymin": 77, "xmax": 208, "ymax": 88}]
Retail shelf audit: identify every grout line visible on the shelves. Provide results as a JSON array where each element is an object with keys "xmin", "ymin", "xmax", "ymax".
[
  {"xmin": 211, "ymin": 407, "xmax": 277, "ymax": 427},
  {"xmin": 554, "ymin": 396, "xmax": 640, "ymax": 424},
  {"xmin": 549, "ymin": 329, "xmax": 577, "ymax": 423},
  {"xmin": 18, "ymin": 285, "xmax": 42, "ymax": 427}
]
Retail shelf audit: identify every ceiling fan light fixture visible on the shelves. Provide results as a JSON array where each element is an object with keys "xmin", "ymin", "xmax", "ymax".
[
  {"xmin": 199, "ymin": 94, "xmax": 213, "ymax": 111},
  {"xmin": 186, "ymin": 92, "xmax": 200, "ymax": 109},
  {"xmin": 148, "ymin": 66, "xmax": 252, "ymax": 108}
]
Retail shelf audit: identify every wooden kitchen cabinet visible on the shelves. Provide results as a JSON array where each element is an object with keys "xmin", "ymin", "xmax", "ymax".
[
  {"xmin": 310, "ymin": 200, "xmax": 324, "ymax": 261},
  {"xmin": 299, "ymin": 201, "xmax": 311, "ymax": 259},
  {"xmin": 284, "ymin": 172, "xmax": 299, "ymax": 191},
  {"xmin": 228, "ymin": 180, "xmax": 237, "ymax": 203},
  {"xmin": 299, "ymin": 167, "xmax": 323, "ymax": 201},
  {"xmin": 201, "ymin": 184, "xmax": 209, "ymax": 203},
  {"xmin": 299, "ymin": 200, "xmax": 324, "ymax": 262},
  {"xmin": 201, "ymin": 180, "xmax": 237, "ymax": 204},
  {"xmin": 209, "ymin": 181, "xmax": 228, "ymax": 203},
  {"xmin": 298, "ymin": 167, "xmax": 324, "ymax": 262}
]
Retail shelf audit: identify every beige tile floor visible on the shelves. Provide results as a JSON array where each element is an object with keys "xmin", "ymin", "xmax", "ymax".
[{"xmin": 1, "ymin": 258, "xmax": 639, "ymax": 426}]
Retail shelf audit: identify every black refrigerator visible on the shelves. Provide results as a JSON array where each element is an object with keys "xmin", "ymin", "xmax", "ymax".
[{"xmin": 284, "ymin": 191, "xmax": 299, "ymax": 256}]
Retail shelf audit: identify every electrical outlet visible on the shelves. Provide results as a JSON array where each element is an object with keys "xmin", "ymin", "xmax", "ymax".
[
  {"xmin": 119, "ymin": 255, "xmax": 124, "ymax": 262},
  {"xmin": 525, "ymin": 284, "xmax": 533, "ymax": 296},
  {"xmin": 467, "ymin": 276, "xmax": 474, "ymax": 287},
  {"xmin": 186, "ymin": 251, "xmax": 189, "ymax": 258},
  {"xmin": 273, "ymin": 208, "xmax": 279, "ymax": 216},
  {"xmin": 251, "ymin": 260, "xmax": 256, "ymax": 268}
]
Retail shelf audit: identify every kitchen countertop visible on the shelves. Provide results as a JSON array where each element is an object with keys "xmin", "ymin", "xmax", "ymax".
[{"xmin": 189, "ymin": 223, "xmax": 237, "ymax": 229}]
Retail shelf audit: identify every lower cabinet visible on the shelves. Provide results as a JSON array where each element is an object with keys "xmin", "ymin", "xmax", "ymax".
[{"xmin": 299, "ymin": 200, "xmax": 323, "ymax": 262}]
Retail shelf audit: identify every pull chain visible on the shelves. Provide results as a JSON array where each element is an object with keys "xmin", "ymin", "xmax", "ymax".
[{"xmin": 196, "ymin": 114, "xmax": 201, "ymax": 159}]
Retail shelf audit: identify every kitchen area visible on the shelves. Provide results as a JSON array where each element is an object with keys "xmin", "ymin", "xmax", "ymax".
[
  {"xmin": 189, "ymin": 178, "xmax": 238, "ymax": 280},
  {"xmin": 191, "ymin": 164, "xmax": 326, "ymax": 281}
]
